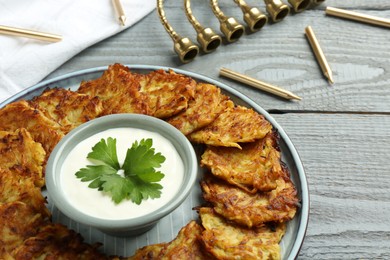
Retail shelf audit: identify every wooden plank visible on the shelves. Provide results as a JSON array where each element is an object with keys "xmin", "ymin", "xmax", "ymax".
[
  {"xmin": 272, "ymin": 113, "xmax": 390, "ymax": 259},
  {"xmin": 46, "ymin": 0, "xmax": 390, "ymax": 113}
]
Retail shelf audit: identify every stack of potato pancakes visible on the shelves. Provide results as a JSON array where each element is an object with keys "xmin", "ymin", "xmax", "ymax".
[{"xmin": 0, "ymin": 64, "xmax": 299, "ymax": 259}]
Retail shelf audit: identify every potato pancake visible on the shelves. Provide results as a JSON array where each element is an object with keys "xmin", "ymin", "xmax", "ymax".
[
  {"xmin": 78, "ymin": 63, "xmax": 149, "ymax": 115},
  {"xmin": 188, "ymin": 105, "xmax": 272, "ymax": 149},
  {"xmin": 31, "ymin": 88, "xmax": 104, "ymax": 134},
  {"xmin": 0, "ymin": 168, "xmax": 49, "ymax": 217},
  {"xmin": 199, "ymin": 207, "xmax": 285, "ymax": 260},
  {"xmin": 139, "ymin": 69, "xmax": 196, "ymax": 119},
  {"xmin": 158, "ymin": 220, "xmax": 214, "ymax": 260},
  {"xmin": 167, "ymin": 83, "xmax": 233, "ymax": 135},
  {"xmin": 0, "ymin": 100, "xmax": 64, "ymax": 158},
  {"xmin": 10, "ymin": 223, "xmax": 108, "ymax": 260},
  {"xmin": 0, "ymin": 128, "xmax": 46, "ymax": 187},
  {"xmin": 0, "ymin": 201, "xmax": 50, "ymax": 255},
  {"xmin": 130, "ymin": 221, "xmax": 214, "ymax": 260},
  {"xmin": 128, "ymin": 243, "xmax": 167, "ymax": 260},
  {"xmin": 201, "ymin": 131, "xmax": 282, "ymax": 193},
  {"xmin": 201, "ymin": 170, "xmax": 299, "ymax": 228}
]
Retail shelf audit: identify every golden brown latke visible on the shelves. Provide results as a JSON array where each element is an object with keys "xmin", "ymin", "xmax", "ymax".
[
  {"xmin": 10, "ymin": 223, "xmax": 108, "ymax": 260},
  {"xmin": 0, "ymin": 168, "xmax": 49, "ymax": 217},
  {"xmin": 77, "ymin": 64, "xmax": 197, "ymax": 119},
  {"xmin": 188, "ymin": 105, "xmax": 273, "ymax": 149},
  {"xmin": 129, "ymin": 220, "xmax": 214, "ymax": 260},
  {"xmin": 139, "ymin": 69, "xmax": 197, "ymax": 119},
  {"xmin": 78, "ymin": 63, "xmax": 149, "ymax": 115},
  {"xmin": 158, "ymin": 220, "xmax": 214, "ymax": 260},
  {"xmin": 201, "ymin": 131, "xmax": 283, "ymax": 193},
  {"xmin": 31, "ymin": 87, "xmax": 104, "ymax": 134},
  {"xmin": 167, "ymin": 83, "xmax": 233, "ymax": 135},
  {"xmin": 199, "ymin": 207, "xmax": 286, "ymax": 260},
  {"xmin": 201, "ymin": 169, "xmax": 299, "ymax": 228},
  {"xmin": 0, "ymin": 100, "xmax": 64, "ymax": 159},
  {"xmin": 0, "ymin": 128, "xmax": 46, "ymax": 187},
  {"xmin": 0, "ymin": 201, "xmax": 50, "ymax": 255},
  {"xmin": 127, "ymin": 242, "xmax": 167, "ymax": 260}
]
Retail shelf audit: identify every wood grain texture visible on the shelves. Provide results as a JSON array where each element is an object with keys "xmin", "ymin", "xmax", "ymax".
[
  {"xmin": 273, "ymin": 113, "xmax": 390, "ymax": 259},
  {"xmin": 42, "ymin": 0, "xmax": 390, "ymax": 258}
]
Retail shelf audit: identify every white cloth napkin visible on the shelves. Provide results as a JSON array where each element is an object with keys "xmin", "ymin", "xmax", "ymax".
[{"xmin": 0, "ymin": 0, "xmax": 155, "ymax": 103}]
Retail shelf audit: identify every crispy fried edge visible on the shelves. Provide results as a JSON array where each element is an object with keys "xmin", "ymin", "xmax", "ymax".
[
  {"xmin": 167, "ymin": 83, "xmax": 232, "ymax": 135},
  {"xmin": 0, "ymin": 128, "xmax": 46, "ymax": 187},
  {"xmin": 198, "ymin": 207, "xmax": 285, "ymax": 260},
  {"xmin": 188, "ymin": 105, "xmax": 273, "ymax": 149},
  {"xmin": 200, "ymin": 131, "xmax": 283, "ymax": 193},
  {"xmin": 201, "ymin": 168, "xmax": 299, "ymax": 227}
]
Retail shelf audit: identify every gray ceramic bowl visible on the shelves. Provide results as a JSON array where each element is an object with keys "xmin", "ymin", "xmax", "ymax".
[{"xmin": 46, "ymin": 113, "xmax": 198, "ymax": 236}]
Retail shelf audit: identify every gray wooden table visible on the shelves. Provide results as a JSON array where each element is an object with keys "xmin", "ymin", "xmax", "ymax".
[{"xmin": 46, "ymin": 0, "xmax": 390, "ymax": 259}]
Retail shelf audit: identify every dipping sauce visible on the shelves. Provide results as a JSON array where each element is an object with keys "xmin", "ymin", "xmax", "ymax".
[{"xmin": 60, "ymin": 127, "xmax": 184, "ymax": 220}]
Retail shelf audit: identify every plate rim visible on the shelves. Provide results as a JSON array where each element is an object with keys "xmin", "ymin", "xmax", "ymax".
[{"xmin": 0, "ymin": 64, "xmax": 309, "ymax": 259}]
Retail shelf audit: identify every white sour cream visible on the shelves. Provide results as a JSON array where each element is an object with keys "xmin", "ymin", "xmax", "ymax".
[{"xmin": 60, "ymin": 127, "xmax": 184, "ymax": 220}]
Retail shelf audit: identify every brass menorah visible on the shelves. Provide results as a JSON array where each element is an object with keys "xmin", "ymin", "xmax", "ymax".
[{"xmin": 157, "ymin": 0, "xmax": 325, "ymax": 63}]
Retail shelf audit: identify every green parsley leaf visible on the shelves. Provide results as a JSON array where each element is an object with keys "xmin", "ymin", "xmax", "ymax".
[
  {"xmin": 87, "ymin": 137, "xmax": 120, "ymax": 170},
  {"xmin": 126, "ymin": 175, "xmax": 163, "ymax": 204},
  {"xmin": 137, "ymin": 170, "xmax": 165, "ymax": 183},
  {"xmin": 100, "ymin": 174, "xmax": 133, "ymax": 204},
  {"xmin": 75, "ymin": 165, "xmax": 117, "ymax": 190},
  {"xmin": 75, "ymin": 165, "xmax": 117, "ymax": 182},
  {"xmin": 122, "ymin": 139, "xmax": 166, "ymax": 176},
  {"xmin": 75, "ymin": 137, "xmax": 166, "ymax": 205}
]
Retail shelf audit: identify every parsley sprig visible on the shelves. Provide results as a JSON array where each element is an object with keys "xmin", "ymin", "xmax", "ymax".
[{"xmin": 75, "ymin": 137, "xmax": 166, "ymax": 205}]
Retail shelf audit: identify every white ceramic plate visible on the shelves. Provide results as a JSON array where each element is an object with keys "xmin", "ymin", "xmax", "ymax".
[{"xmin": 0, "ymin": 65, "xmax": 309, "ymax": 259}]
